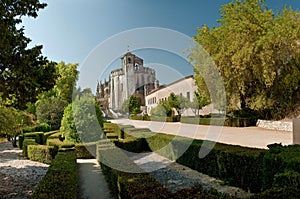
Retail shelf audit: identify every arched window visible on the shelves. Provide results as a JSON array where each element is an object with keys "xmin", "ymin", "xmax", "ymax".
[{"xmin": 128, "ymin": 57, "xmax": 131, "ymax": 64}]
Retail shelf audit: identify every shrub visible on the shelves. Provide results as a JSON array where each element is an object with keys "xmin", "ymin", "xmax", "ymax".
[
  {"xmin": 101, "ymin": 162, "xmax": 234, "ymax": 199},
  {"xmin": 23, "ymin": 132, "xmax": 44, "ymax": 144},
  {"xmin": 75, "ymin": 142, "xmax": 97, "ymax": 159},
  {"xmin": 43, "ymin": 130, "xmax": 59, "ymax": 144},
  {"xmin": 27, "ymin": 145, "xmax": 58, "ymax": 164},
  {"xmin": 32, "ymin": 151, "xmax": 77, "ymax": 199},
  {"xmin": 22, "ymin": 139, "xmax": 38, "ymax": 157},
  {"xmin": 46, "ymin": 138, "xmax": 75, "ymax": 149},
  {"xmin": 34, "ymin": 123, "xmax": 51, "ymax": 132},
  {"xmin": 180, "ymin": 116, "xmax": 257, "ymax": 127},
  {"xmin": 129, "ymin": 115, "xmax": 151, "ymax": 121}
]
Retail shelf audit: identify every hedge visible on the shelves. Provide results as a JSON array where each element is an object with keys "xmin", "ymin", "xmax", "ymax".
[
  {"xmin": 100, "ymin": 122, "xmax": 300, "ymax": 197},
  {"xmin": 27, "ymin": 145, "xmax": 58, "ymax": 164},
  {"xmin": 46, "ymin": 138, "xmax": 75, "ymax": 149},
  {"xmin": 75, "ymin": 142, "xmax": 97, "ymax": 159},
  {"xmin": 180, "ymin": 116, "xmax": 257, "ymax": 127},
  {"xmin": 22, "ymin": 139, "xmax": 38, "ymax": 157},
  {"xmin": 22, "ymin": 123, "xmax": 51, "ymax": 133},
  {"xmin": 100, "ymin": 162, "xmax": 234, "ymax": 199},
  {"xmin": 32, "ymin": 151, "xmax": 77, "ymax": 199}
]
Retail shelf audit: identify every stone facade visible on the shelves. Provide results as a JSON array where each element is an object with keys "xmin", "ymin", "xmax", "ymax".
[{"xmin": 96, "ymin": 51, "xmax": 157, "ymax": 112}]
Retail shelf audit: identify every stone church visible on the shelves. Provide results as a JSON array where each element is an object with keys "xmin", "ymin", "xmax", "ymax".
[{"xmin": 96, "ymin": 51, "xmax": 159, "ymax": 113}]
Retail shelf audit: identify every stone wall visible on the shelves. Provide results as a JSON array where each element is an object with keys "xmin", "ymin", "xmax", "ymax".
[{"xmin": 256, "ymin": 119, "xmax": 292, "ymax": 132}]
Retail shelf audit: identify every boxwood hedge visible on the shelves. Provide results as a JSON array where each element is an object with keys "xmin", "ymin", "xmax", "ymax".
[
  {"xmin": 32, "ymin": 151, "xmax": 77, "ymax": 199},
  {"xmin": 27, "ymin": 145, "xmax": 58, "ymax": 164}
]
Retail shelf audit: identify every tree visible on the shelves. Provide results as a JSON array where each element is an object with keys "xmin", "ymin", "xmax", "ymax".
[
  {"xmin": 121, "ymin": 95, "xmax": 141, "ymax": 115},
  {"xmin": 54, "ymin": 62, "xmax": 79, "ymax": 103},
  {"xmin": 0, "ymin": 1, "xmax": 56, "ymax": 109},
  {"xmin": 189, "ymin": 91, "xmax": 209, "ymax": 116},
  {"xmin": 36, "ymin": 97, "xmax": 68, "ymax": 130},
  {"xmin": 35, "ymin": 62, "xmax": 79, "ymax": 129},
  {"xmin": 150, "ymin": 102, "xmax": 173, "ymax": 117},
  {"xmin": 191, "ymin": 0, "xmax": 300, "ymax": 119},
  {"xmin": 60, "ymin": 91, "xmax": 103, "ymax": 143},
  {"xmin": 0, "ymin": 105, "xmax": 34, "ymax": 147},
  {"xmin": 167, "ymin": 93, "xmax": 189, "ymax": 116}
]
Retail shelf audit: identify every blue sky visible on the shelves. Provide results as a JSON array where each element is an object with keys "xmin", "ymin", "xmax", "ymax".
[{"xmin": 21, "ymin": 0, "xmax": 300, "ymax": 89}]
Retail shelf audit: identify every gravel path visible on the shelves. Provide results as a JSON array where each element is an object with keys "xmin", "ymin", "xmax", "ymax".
[
  {"xmin": 0, "ymin": 142, "xmax": 49, "ymax": 199},
  {"xmin": 132, "ymin": 152, "xmax": 252, "ymax": 198}
]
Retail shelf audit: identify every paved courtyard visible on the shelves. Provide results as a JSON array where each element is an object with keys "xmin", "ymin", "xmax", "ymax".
[{"xmin": 110, "ymin": 119, "xmax": 292, "ymax": 149}]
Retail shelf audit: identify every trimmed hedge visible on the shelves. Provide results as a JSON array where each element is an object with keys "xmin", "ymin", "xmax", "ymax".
[
  {"xmin": 23, "ymin": 123, "xmax": 51, "ymax": 133},
  {"xmin": 102, "ymin": 122, "xmax": 300, "ymax": 197},
  {"xmin": 32, "ymin": 151, "xmax": 77, "ymax": 199},
  {"xmin": 27, "ymin": 145, "xmax": 58, "ymax": 164},
  {"xmin": 176, "ymin": 140, "xmax": 266, "ymax": 193},
  {"xmin": 22, "ymin": 139, "xmax": 38, "ymax": 157},
  {"xmin": 46, "ymin": 138, "xmax": 75, "ymax": 149},
  {"xmin": 180, "ymin": 116, "xmax": 257, "ymax": 127},
  {"xmin": 129, "ymin": 115, "xmax": 151, "ymax": 121},
  {"xmin": 75, "ymin": 142, "xmax": 97, "ymax": 159},
  {"xmin": 100, "ymin": 162, "xmax": 234, "ymax": 199}
]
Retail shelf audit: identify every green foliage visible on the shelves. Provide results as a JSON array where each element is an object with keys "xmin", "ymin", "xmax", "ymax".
[
  {"xmin": 0, "ymin": 104, "xmax": 35, "ymax": 146},
  {"xmin": 35, "ymin": 62, "xmax": 79, "ymax": 130},
  {"xmin": 188, "ymin": 91, "xmax": 210, "ymax": 116},
  {"xmin": 36, "ymin": 97, "xmax": 68, "ymax": 130},
  {"xmin": 103, "ymin": 124, "xmax": 300, "ymax": 197},
  {"xmin": 0, "ymin": 0, "xmax": 56, "ymax": 109},
  {"xmin": 27, "ymin": 145, "xmax": 58, "ymax": 164},
  {"xmin": 75, "ymin": 142, "xmax": 97, "ymax": 159},
  {"xmin": 191, "ymin": 0, "xmax": 300, "ymax": 119},
  {"xmin": 60, "ymin": 91, "xmax": 104, "ymax": 143},
  {"xmin": 121, "ymin": 95, "xmax": 142, "ymax": 115},
  {"xmin": 22, "ymin": 139, "xmax": 38, "ymax": 157},
  {"xmin": 60, "ymin": 104, "xmax": 78, "ymax": 142},
  {"xmin": 129, "ymin": 114, "xmax": 151, "ymax": 121},
  {"xmin": 101, "ymin": 158, "xmax": 234, "ymax": 198},
  {"xmin": 32, "ymin": 151, "xmax": 78, "ymax": 199},
  {"xmin": 53, "ymin": 62, "xmax": 79, "ymax": 104},
  {"xmin": 180, "ymin": 116, "xmax": 257, "ymax": 127},
  {"xmin": 46, "ymin": 138, "xmax": 75, "ymax": 149}
]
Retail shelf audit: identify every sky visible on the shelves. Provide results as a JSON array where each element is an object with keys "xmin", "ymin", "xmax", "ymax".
[{"xmin": 21, "ymin": 0, "xmax": 300, "ymax": 90}]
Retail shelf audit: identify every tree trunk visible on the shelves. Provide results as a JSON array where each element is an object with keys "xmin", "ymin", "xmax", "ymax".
[
  {"xmin": 240, "ymin": 94, "xmax": 247, "ymax": 110},
  {"xmin": 11, "ymin": 135, "xmax": 18, "ymax": 147}
]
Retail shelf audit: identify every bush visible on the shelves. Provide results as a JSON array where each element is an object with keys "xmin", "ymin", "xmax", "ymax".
[
  {"xmin": 23, "ymin": 132, "xmax": 44, "ymax": 144},
  {"xmin": 129, "ymin": 115, "xmax": 151, "ymax": 121},
  {"xmin": 22, "ymin": 139, "xmax": 38, "ymax": 157},
  {"xmin": 27, "ymin": 145, "xmax": 58, "ymax": 164},
  {"xmin": 46, "ymin": 138, "xmax": 75, "ymax": 149},
  {"xmin": 34, "ymin": 123, "xmax": 51, "ymax": 132},
  {"xmin": 101, "ymin": 162, "xmax": 234, "ymax": 199},
  {"xmin": 75, "ymin": 142, "xmax": 97, "ymax": 159},
  {"xmin": 180, "ymin": 116, "xmax": 257, "ymax": 127},
  {"xmin": 32, "ymin": 151, "xmax": 77, "ymax": 199},
  {"xmin": 177, "ymin": 140, "xmax": 266, "ymax": 193}
]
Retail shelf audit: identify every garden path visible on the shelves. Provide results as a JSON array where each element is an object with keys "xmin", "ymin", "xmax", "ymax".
[{"xmin": 77, "ymin": 159, "xmax": 113, "ymax": 199}]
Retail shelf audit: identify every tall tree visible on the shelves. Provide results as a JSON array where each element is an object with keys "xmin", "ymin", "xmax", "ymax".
[
  {"xmin": 121, "ymin": 95, "xmax": 141, "ymax": 115},
  {"xmin": 0, "ymin": 1, "xmax": 56, "ymax": 109},
  {"xmin": 191, "ymin": 0, "xmax": 300, "ymax": 119}
]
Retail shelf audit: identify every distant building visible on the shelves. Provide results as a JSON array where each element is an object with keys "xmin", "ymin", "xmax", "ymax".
[
  {"xmin": 96, "ymin": 51, "xmax": 158, "ymax": 113},
  {"xmin": 145, "ymin": 75, "xmax": 198, "ymax": 116}
]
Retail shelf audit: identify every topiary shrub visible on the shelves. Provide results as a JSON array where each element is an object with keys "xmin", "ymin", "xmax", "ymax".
[
  {"xmin": 22, "ymin": 139, "xmax": 38, "ymax": 157},
  {"xmin": 32, "ymin": 151, "xmax": 77, "ymax": 199},
  {"xmin": 28, "ymin": 145, "xmax": 58, "ymax": 164},
  {"xmin": 75, "ymin": 142, "xmax": 97, "ymax": 159}
]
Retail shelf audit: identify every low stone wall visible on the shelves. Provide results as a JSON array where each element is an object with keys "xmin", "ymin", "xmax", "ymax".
[{"xmin": 256, "ymin": 119, "xmax": 292, "ymax": 132}]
